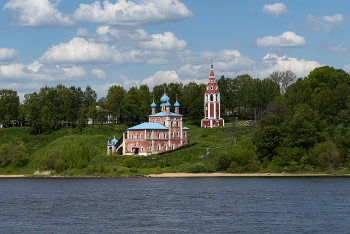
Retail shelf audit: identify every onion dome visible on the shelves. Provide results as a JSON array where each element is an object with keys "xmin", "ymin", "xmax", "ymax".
[
  {"xmin": 160, "ymin": 93, "xmax": 169, "ymax": 103},
  {"xmin": 111, "ymin": 136, "xmax": 118, "ymax": 145},
  {"xmin": 165, "ymin": 100, "xmax": 171, "ymax": 108},
  {"xmin": 151, "ymin": 101, "xmax": 156, "ymax": 108},
  {"xmin": 174, "ymin": 100, "xmax": 180, "ymax": 108}
]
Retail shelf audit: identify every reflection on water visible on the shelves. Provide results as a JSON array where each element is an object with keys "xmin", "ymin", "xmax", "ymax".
[{"xmin": 0, "ymin": 177, "xmax": 350, "ymax": 233}]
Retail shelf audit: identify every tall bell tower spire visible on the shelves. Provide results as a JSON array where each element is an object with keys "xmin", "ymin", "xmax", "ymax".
[{"xmin": 201, "ymin": 63, "xmax": 224, "ymax": 128}]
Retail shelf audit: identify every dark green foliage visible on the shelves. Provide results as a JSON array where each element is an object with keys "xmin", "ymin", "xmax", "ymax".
[
  {"xmin": 216, "ymin": 151, "xmax": 231, "ymax": 171},
  {"xmin": 122, "ymin": 158, "xmax": 136, "ymax": 168},
  {"xmin": 254, "ymin": 115, "xmax": 285, "ymax": 160},
  {"xmin": 0, "ymin": 138, "xmax": 28, "ymax": 167},
  {"xmin": 185, "ymin": 162, "xmax": 207, "ymax": 173}
]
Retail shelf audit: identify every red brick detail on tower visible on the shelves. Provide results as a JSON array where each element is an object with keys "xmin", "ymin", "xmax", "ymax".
[{"xmin": 201, "ymin": 64, "xmax": 224, "ymax": 128}]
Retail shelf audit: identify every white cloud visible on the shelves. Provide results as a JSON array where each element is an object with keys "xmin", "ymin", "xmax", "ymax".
[
  {"xmin": 344, "ymin": 64, "xmax": 350, "ymax": 73},
  {"xmin": 255, "ymin": 31, "xmax": 307, "ymax": 47},
  {"xmin": 177, "ymin": 49, "xmax": 255, "ymax": 70},
  {"xmin": 0, "ymin": 61, "xmax": 87, "ymax": 82},
  {"xmin": 3, "ymin": 0, "xmax": 75, "ymax": 27},
  {"xmin": 139, "ymin": 32, "xmax": 187, "ymax": 50},
  {"xmin": 324, "ymin": 44, "xmax": 350, "ymax": 54},
  {"xmin": 258, "ymin": 54, "xmax": 321, "ymax": 78},
  {"xmin": 72, "ymin": 0, "xmax": 194, "ymax": 26},
  {"xmin": 0, "ymin": 48, "xmax": 18, "ymax": 61},
  {"xmin": 304, "ymin": 14, "xmax": 344, "ymax": 33},
  {"xmin": 141, "ymin": 71, "xmax": 181, "ymax": 88},
  {"xmin": 91, "ymin": 69, "xmax": 108, "ymax": 80},
  {"xmin": 262, "ymin": 3, "xmax": 289, "ymax": 18},
  {"xmin": 91, "ymin": 82, "xmax": 121, "ymax": 99},
  {"xmin": 75, "ymin": 28, "xmax": 91, "ymax": 37},
  {"xmin": 39, "ymin": 37, "xmax": 170, "ymax": 65},
  {"xmin": 95, "ymin": 27, "xmax": 151, "ymax": 42}
]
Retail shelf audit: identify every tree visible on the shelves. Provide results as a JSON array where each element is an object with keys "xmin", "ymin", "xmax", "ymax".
[
  {"xmin": 107, "ymin": 85, "xmax": 125, "ymax": 124},
  {"xmin": 0, "ymin": 89, "xmax": 20, "ymax": 126},
  {"xmin": 270, "ymin": 70, "xmax": 296, "ymax": 95}
]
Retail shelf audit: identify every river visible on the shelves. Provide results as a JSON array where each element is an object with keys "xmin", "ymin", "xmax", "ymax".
[{"xmin": 1, "ymin": 177, "xmax": 349, "ymax": 233}]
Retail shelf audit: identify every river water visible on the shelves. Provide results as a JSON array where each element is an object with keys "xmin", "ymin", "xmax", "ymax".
[{"xmin": 1, "ymin": 177, "xmax": 349, "ymax": 233}]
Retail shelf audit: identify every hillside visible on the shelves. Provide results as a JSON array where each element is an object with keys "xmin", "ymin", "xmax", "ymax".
[{"xmin": 0, "ymin": 121, "xmax": 255, "ymax": 176}]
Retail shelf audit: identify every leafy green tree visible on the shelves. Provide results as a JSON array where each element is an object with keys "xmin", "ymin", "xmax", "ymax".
[
  {"xmin": 106, "ymin": 85, "xmax": 125, "ymax": 123},
  {"xmin": 0, "ymin": 89, "xmax": 20, "ymax": 126},
  {"xmin": 254, "ymin": 115, "xmax": 285, "ymax": 161}
]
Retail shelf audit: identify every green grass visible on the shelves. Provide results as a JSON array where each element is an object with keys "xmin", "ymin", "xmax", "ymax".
[{"xmin": 2, "ymin": 122, "xmax": 349, "ymax": 177}]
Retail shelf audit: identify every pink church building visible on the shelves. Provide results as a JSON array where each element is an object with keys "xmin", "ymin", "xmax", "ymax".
[
  {"xmin": 201, "ymin": 64, "xmax": 225, "ymax": 128},
  {"xmin": 108, "ymin": 92, "xmax": 189, "ymax": 156}
]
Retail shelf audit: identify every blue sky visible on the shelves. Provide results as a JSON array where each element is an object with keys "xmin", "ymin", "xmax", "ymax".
[{"xmin": 1, "ymin": 0, "xmax": 350, "ymax": 101}]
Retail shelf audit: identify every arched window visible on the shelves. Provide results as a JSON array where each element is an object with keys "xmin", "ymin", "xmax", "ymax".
[
  {"xmin": 141, "ymin": 133, "xmax": 143, "ymax": 138},
  {"xmin": 211, "ymin": 86, "xmax": 213, "ymax": 90},
  {"xmin": 149, "ymin": 133, "xmax": 151, "ymax": 138},
  {"xmin": 216, "ymin": 94, "xmax": 218, "ymax": 101},
  {"xmin": 158, "ymin": 144, "xmax": 160, "ymax": 150},
  {"xmin": 210, "ymin": 94, "xmax": 214, "ymax": 101},
  {"xmin": 206, "ymin": 94, "xmax": 208, "ymax": 101}
]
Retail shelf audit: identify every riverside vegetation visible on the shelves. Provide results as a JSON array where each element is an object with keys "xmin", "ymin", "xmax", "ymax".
[{"xmin": 2, "ymin": 66, "xmax": 350, "ymax": 176}]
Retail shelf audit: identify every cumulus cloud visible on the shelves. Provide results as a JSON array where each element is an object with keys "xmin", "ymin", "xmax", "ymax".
[
  {"xmin": 91, "ymin": 69, "xmax": 108, "ymax": 80},
  {"xmin": 91, "ymin": 82, "xmax": 121, "ymax": 98},
  {"xmin": 72, "ymin": 0, "xmax": 194, "ymax": 26},
  {"xmin": 0, "ymin": 60, "xmax": 87, "ymax": 82},
  {"xmin": 177, "ymin": 49, "xmax": 255, "ymax": 70},
  {"xmin": 304, "ymin": 14, "xmax": 344, "ymax": 33},
  {"xmin": 344, "ymin": 64, "xmax": 350, "ymax": 73},
  {"xmin": 262, "ymin": 3, "xmax": 289, "ymax": 18},
  {"xmin": 3, "ymin": 0, "xmax": 75, "ymax": 27},
  {"xmin": 255, "ymin": 31, "xmax": 306, "ymax": 47},
  {"xmin": 95, "ymin": 27, "xmax": 151, "ymax": 42},
  {"xmin": 259, "ymin": 54, "xmax": 321, "ymax": 78},
  {"xmin": 139, "ymin": 32, "xmax": 187, "ymax": 50},
  {"xmin": 75, "ymin": 28, "xmax": 91, "ymax": 37},
  {"xmin": 39, "ymin": 37, "xmax": 170, "ymax": 65},
  {"xmin": 0, "ymin": 48, "xmax": 18, "ymax": 61},
  {"xmin": 324, "ymin": 44, "xmax": 350, "ymax": 53}
]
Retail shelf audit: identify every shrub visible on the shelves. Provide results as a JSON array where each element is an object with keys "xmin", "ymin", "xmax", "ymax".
[
  {"xmin": 216, "ymin": 151, "xmax": 231, "ymax": 171},
  {"xmin": 85, "ymin": 165, "xmax": 98, "ymax": 175},
  {"xmin": 227, "ymin": 161, "xmax": 243, "ymax": 173},
  {"xmin": 200, "ymin": 133, "xmax": 208, "ymax": 138},
  {"xmin": 55, "ymin": 159, "xmax": 66, "ymax": 173},
  {"xmin": 186, "ymin": 162, "xmax": 207, "ymax": 173},
  {"xmin": 123, "ymin": 158, "xmax": 137, "ymax": 168}
]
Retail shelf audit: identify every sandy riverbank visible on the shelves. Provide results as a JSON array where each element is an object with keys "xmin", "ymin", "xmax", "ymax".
[
  {"xmin": 147, "ymin": 173, "xmax": 348, "ymax": 177},
  {"xmin": 1, "ymin": 173, "xmax": 350, "ymax": 178}
]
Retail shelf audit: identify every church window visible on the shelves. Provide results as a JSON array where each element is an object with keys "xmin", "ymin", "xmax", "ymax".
[
  {"xmin": 158, "ymin": 133, "xmax": 160, "ymax": 138},
  {"xmin": 163, "ymin": 121, "xmax": 165, "ymax": 126},
  {"xmin": 131, "ymin": 134, "xmax": 133, "ymax": 139},
  {"xmin": 210, "ymin": 94, "xmax": 214, "ymax": 101},
  {"xmin": 164, "ymin": 133, "xmax": 166, "ymax": 138},
  {"xmin": 136, "ymin": 142, "xmax": 138, "ymax": 147},
  {"xmin": 141, "ymin": 147, "xmax": 143, "ymax": 152},
  {"xmin": 211, "ymin": 86, "xmax": 213, "ymax": 90},
  {"xmin": 164, "ymin": 144, "xmax": 167, "ymax": 150},
  {"xmin": 171, "ymin": 132, "xmax": 174, "ymax": 137},
  {"xmin": 149, "ymin": 133, "xmax": 151, "ymax": 138},
  {"xmin": 206, "ymin": 94, "xmax": 208, "ymax": 101},
  {"xmin": 184, "ymin": 132, "xmax": 186, "ymax": 137},
  {"xmin": 149, "ymin": 147, "xmax": 152, "ymax": 152},
  {"xmin": 172, "ymin": 144, "xmax": 175, "ymax": 150},
  {"xmin": 136, "ymin": 134, "xmax": 138, "ymax": 139},
  {"xmin": 141, "ymin": 133, "xmax": 143, "ymax": 138},
  {"xmin": 158, "ymin": 144, "xmax": 160, "ymax": 150},
  {"xmin": 177, "ymin": 132, "xmax": 179, "ymax": 138}
]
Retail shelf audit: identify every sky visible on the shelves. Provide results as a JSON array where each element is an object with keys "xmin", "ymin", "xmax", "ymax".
[{"xmin": 1, "ymin": 0, "xmax": 350, "ymax": 101}]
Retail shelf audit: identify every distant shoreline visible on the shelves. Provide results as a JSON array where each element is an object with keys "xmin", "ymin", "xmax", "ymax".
[{"xmin": 2, "ymin": 173, "xmax": 350, "ymax": 178}]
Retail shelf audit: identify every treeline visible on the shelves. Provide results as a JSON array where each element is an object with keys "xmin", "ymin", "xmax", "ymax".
[
  {"xmin": 1, "ymin": 72, "xmax": 283, "ymax": 134},
  {"xmin": 253, "ymin": 66, "xmax": 350, "ymax": 170}
]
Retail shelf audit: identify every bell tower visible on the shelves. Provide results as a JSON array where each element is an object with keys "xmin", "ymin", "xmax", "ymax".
[{"xmin": 201, "ymin": 64, "xmax": 224, "ymax": 128}]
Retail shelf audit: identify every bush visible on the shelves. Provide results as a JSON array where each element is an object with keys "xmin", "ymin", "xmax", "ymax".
[
  {"xmin": 123, "ymin": 158, "xmax": 137, "ymax": 168},
  {"xmin": 85, "ymin": 165, "xmax": 98, "ymax": 175},
  {"xmin": 186, "ymin": 162, "xmax": 207, "ymax": 173},
  {"xmin": 227, "ymin": 161, "xmax": 243, "ymax": 173},
  {"xmin": 54, "ymin": 159, "xmax": 66, "ymax": 173},
  {"xmin": 216, "ymin": 151, "xmax": 231, "ymax": 171},
  {"xmin": 200, "ymin": 133, "xmax": 208, "ymax": 138}
]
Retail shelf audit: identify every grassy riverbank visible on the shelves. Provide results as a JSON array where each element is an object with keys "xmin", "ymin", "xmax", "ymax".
[{"xmin": 1, "ymin": 121, "xmax": 350, "ymax": 177}]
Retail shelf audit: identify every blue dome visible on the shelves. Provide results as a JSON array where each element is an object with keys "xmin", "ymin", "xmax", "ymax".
[
  {"xmin": 160, "ymin": 93, "xmax": 169, "ymax": 103},
  {"xmin": 151, "ymin": 101, "xmax": 156, "ymax": 108},
  {"xmin": 111, "ymin": 136, "xmax": 118, "ymax": 145},
  {"xmin": 165, "ymin": 100, "xmax": 171, "ymax": 108},
  {"xmin": 174, "ymin": 100, "xmax": 180, "ymax": 108}
]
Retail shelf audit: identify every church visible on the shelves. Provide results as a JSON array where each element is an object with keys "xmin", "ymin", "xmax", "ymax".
[
  {"xmin": 107, "ymin": 92, "xmax": 189, "ymax": 156},
  {"xmin": 201, "ymin": 64, "xmax": 225, "ymax": 128}
]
